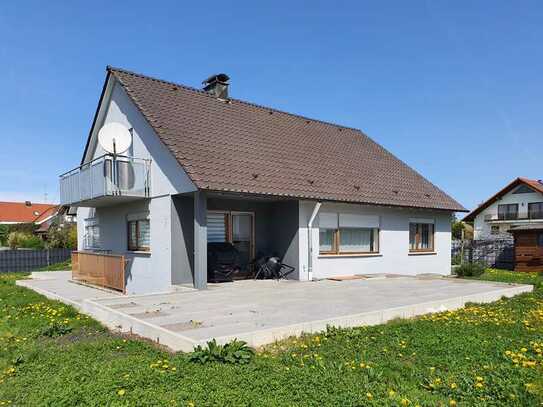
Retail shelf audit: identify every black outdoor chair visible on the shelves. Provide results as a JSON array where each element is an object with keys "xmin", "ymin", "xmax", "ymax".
[
  {"xmin": 207, "ymin": 242, "xmax": 241, "ymax": 283},
  {"xmin": 253, "ymin": 256, "xmax": 295, "ymax": 280}
]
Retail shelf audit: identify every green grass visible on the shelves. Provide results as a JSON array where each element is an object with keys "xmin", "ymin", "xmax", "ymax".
[
  {"xmin": 37, "ymin": 259, "xmax": 71, "ymax": 272},
  {"xmin": 1, "ymin": 270, "xmax": 543, "ymax": 406},
  {"xmin": 470, "ymin": 268, "xmax": 543, "ymax": 288}
]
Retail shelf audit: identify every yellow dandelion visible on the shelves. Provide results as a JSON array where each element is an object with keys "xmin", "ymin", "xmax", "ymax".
[
  {"xmin": 366, "ymin": 392, "xmax": 373, "ymax": 400},
  {"xmin": 117, "ymin": 389, "xmax": 126, "ymax": 396}
]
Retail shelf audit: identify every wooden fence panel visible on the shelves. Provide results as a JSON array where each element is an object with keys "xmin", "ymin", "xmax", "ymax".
[{"xmin": 72, "ymin": 251, "xmax": 125, "ymax": 293}]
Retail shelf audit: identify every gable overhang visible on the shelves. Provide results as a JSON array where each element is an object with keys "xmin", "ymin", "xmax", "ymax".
[{"xmin": 463, "ymin": 178, "xmax": 543, "ymax": 222}]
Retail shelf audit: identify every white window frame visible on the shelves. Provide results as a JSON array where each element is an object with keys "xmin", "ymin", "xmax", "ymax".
[{"xmin": 318, "ymin": 212, "xmax": 380, "ymax": 255}]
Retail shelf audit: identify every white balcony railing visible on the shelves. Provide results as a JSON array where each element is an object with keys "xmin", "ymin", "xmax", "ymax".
[{"xmin": 60, "ymin": 154, "xmax": 151, "ymax": 206}]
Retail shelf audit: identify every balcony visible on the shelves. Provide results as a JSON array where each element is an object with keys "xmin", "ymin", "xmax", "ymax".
[
  {"xmin": 484, "ymin": 213, "xmax": 543, "ymax": 222},
  {"xmin": 60, "ymin": 154, "xmax": 151, "ymax": 207}
]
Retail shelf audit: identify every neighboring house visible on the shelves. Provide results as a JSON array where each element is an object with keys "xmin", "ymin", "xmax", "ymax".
[
  {"xmin": 463, "ymin": 178, "xmax": 543, "ymax": 240},
  {"xmin": 59, "ymin": 66, "xmax": 465, "ymax": 295},
  {"xmin": 34, "ymin": 206, "xmax": 77, "ymax": 240},
  {"xmin": 0, "ymin": 201, "xmax": 74, "ymax": 240},
  {"xmin": 0, "ymin": 201, "xmax": 59, "ymax": 226}
]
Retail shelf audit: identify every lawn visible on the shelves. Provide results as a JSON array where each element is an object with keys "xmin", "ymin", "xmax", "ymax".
[
  {"xmin": 1, "ymin": 270, "xmax": 542, "ymax": 406},
  {"xmin": 37, "ymin": 259, "xmax": 71, "ymax": 272}
]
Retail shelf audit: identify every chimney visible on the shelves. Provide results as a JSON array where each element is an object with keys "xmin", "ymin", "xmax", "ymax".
[
  {"xmin": 202, "ymin": 73, "xmax": 230, "ymax": 99},
  {"xmin": 25, "ymin": 201, "xmax": 32, "ymax": 207}
]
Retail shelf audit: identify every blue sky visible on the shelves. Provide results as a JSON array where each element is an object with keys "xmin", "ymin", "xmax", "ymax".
[{"xmin": 1, "ymin": 1, "xmax": 541, "ymax": 211}]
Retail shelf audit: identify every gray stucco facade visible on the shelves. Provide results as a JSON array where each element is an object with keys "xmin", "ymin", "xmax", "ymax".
[{"xmin": 73, "ymin": 74, "xmax": 454, "ymax": 295}]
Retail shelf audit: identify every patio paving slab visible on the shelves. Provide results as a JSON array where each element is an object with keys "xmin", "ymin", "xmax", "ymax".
[{"xmin": 17, "ymin": 273, "xmax": 533, "ymax": 352}]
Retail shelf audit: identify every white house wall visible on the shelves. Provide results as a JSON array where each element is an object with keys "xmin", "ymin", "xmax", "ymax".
[
  {"xmin": 298, "ymin": 201, "xmax": 452, "ymax": 280},
  {"xmin": 78, "ymin": 198, "xmax": 172, "ymax": 294},
  {"xmin": 86, "ymin": 79, "xmax": 196, "ymax": 196},
  {"xmin": 76, "ymin": 78, "xmax": 196, "ymax": 294},
  {"xmin": 473, "ymin": 190, "xmax": 543, "ymax": 239}
]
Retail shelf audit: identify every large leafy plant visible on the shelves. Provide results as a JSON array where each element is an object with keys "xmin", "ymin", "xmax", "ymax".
[{"xmin": 189, "ymin": 339, "xmax": 255, "ymax": 365}]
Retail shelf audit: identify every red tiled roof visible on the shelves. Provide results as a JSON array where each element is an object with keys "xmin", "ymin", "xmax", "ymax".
[
  {"xmin": 105, "ymin": 67, "xmax": 466, "ymax": 212},
  {"xmin": 0, "ymin": 202, "xmax": 58, "ymax": 224},
  {"xmin": 463, "ymin": 177, "xmax": 543, "ymax": 222}
]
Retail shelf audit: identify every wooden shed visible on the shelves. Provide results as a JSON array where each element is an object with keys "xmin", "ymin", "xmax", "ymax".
[{"xmin": 510, "ymin": 225, "xmax": 543, "ymax": 272}]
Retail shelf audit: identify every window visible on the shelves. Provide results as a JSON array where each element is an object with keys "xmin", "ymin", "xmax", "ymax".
[
  {"xmin": 319, "ymin": 228, "xmax": 335, "ymax": 253},
  {"xmin": 528, "ymin": 202, "xmax": 543, "ymax": 220},
  {"xmin": 84, "ymin": 219, "xmax": 100, "ymax": 249},
  {"xmin": 497, "ymin": 204, "xmax": 518, "ymax": 220},
  {"xmin": 512, "ymin": 184, "xmax": 535, "ymax": 194},
  {"xmin": 538, "ymin": 233, "xmax": 543, "ymax": 247},
  {"xmin": 409, "ymin": 222, "xmax": 434, "ymax": 252},
  {"xmin": 490, "ymin": 225, "xmax": 500, "ymax": 235},
  {"xmin": 127, "ymin": 217, "xmax": 150, "ymax": 251},
  {"xmin": 318, "ymin": 213, "xmax": 379, "ymax": 254}
]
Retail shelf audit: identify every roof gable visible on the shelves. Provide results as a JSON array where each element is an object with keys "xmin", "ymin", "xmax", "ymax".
[
  {"xmin": 463, "ymin": 177, "xmax": 543, "ymax": 222},
  {"xmin": 102, "ymin": 66, "xmax": 465, "ymax": 212}
]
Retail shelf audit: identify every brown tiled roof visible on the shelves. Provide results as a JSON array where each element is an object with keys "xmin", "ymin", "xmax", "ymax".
[
  {"xmin": 0, "ymin": 202, "xmax": 58, "ymax": 223},
  {"xmin": 108, "ymin": 67, "xmax": 465, "ymax": 212},
  {"xmin": 463, "ymin": 177, "xmax": 543, "ymax": 222}
]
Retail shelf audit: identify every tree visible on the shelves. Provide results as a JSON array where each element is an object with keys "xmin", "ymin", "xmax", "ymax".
[{"xmin": 451, "ymin": 213, "xmax": 465, "ymax": 240}]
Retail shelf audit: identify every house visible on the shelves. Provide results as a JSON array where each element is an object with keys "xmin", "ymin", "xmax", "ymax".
[
  {"xmin": 0, "ymin": 201, "xmax": 75, "ymax": 240},
  {"xmin": 59, "ymin": 66, "xmax": 465, "ymax": 295},
  {"xmin": 0, "ymin": 201, "xmax": 59, "ymax": 226},
  {"xmin": 34, "ymin": 206, "xmax": 77, "ymax": 240},
  {"xmin": 463, "ymin": 178, "xmax": 543, "ymax": 240}
]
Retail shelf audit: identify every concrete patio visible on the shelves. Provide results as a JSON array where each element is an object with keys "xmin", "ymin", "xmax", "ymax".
[{"xmin": 17, "ymin": 272, "xmax": 532, "ymax": 352}]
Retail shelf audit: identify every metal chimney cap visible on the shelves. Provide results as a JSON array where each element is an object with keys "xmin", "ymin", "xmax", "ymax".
[{"xmin": 202, "ymin": 73, "xmax": 230, "ymax": 85}]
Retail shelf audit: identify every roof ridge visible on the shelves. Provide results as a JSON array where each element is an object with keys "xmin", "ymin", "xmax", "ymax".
[
  {"xmin": 107, "ymin": 65, "xmax": 363, "ymax": 133},
  {"xmin": 0, "ymin": 201, "xmax": 57, "ymax": 206}
]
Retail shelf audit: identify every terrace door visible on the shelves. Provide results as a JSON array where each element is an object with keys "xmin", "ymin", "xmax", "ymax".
[
  {"xmin": 206, "ymin": 211, "xmax": 255, "ymax": 274},
  {"xmin": 231, "ymin": 212, "xmax": 254, "ymax": 273}
]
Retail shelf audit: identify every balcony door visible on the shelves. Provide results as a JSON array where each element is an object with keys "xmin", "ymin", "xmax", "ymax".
[
  {"xmin": 498, "ymin": 204, "xmax": 518, "ymax": 220},
  {"xmin": 207, "ymin": 211, "xmax": 255, "ymax": 273}
]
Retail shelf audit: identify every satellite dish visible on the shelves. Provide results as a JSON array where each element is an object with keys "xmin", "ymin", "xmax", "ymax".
[{"xmin": 98, "ymin": 123, "xmax": 132, "ymax": 154}]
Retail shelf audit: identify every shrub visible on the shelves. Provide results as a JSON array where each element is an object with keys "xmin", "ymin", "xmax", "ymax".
[
  {"xmin": 20, "ymin": 235, "xmax": 45, "ymax": 249},
  {"xmin": 454, "ymin": 262, "xmax": 486, "ymax": 277},
  {"xmin": 6, "ymin": 222, "xmax": 38, "ymax": 235},
  {"xmin": 7, "ymin": 232, "xmax": 26, "ymax": 249},
  {"xmin": 451, "ymin": 253, "xmax": 462, "ymax": 265},
  {"xmin": 47, "ymin": 224, "xmax": 77, "ymax": 249},
  {"xmin": 189, "ymin": 339, "xmax": 255, "ymax": 364},
  {"xmin": 7, "ymin": 232, "xmax": 45, "ymax": 249},
  {"xmin": 0, "ymin": 224, "xmax": 9, "ymax": 246}
]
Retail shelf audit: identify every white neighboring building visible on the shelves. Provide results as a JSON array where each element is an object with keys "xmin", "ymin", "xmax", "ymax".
[{"xmin": 463, "ymin": 178, "xmax": 543, "ymax": 240}]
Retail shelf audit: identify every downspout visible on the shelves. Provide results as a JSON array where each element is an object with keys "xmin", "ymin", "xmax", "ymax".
[{"xmin": 307, "ymin": 201, "xmax": 322, "ymax": 281}]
